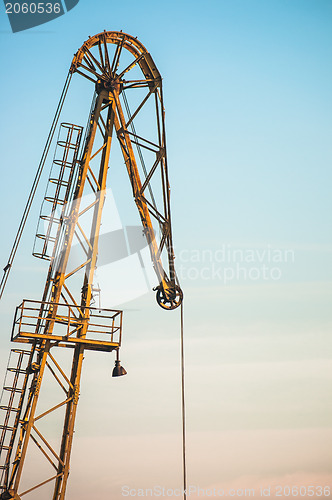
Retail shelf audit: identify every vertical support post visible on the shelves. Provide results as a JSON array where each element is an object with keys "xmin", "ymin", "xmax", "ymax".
[{"xmin": 52, "ymin": 92, "xmax": 115, "ymax": 500}]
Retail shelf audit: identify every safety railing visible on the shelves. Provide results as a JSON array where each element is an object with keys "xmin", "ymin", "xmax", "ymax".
[{"xmin": 11, "ymin": 300, "xmax": 122, "ymax": 352}]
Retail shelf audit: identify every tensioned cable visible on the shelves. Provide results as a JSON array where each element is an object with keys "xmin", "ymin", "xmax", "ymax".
[
  {"xmin": 122, "ymin": 90, "xmax": 158, "ymax": 213},
  {"xmin": 0, "ymin": 72, "xmax": 72, "ymax": 300},
  {"xmin": 180, "ymin": 300, "xmax": 187, "ymax": 500}
]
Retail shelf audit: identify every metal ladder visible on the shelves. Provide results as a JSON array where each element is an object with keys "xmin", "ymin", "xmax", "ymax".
[
  {"xmin": 0, "ymin": 348, "xmax": 32, "ymax": 490},
  {"xmin": 33, "ymin": 122, "xmax": 83, "ymax": 261}
]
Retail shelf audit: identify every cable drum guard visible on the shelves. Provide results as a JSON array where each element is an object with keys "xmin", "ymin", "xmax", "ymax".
[{"xmin": 155, "ymin": 284, "xmax": 183, "ymax": 310}]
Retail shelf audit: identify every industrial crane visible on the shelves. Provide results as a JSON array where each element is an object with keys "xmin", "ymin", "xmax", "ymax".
[{"xmin": 0, "ymin": 31, "xmax": 183, "ymax": 500}]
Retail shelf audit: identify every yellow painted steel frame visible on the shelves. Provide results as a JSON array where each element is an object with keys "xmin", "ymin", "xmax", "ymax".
[
  {"xmin": 0, "ymin": 31, "xmax": 182, "ymax": 500},
  {"xmin": 71, "ymin": 31, "xmax": 182, "ymax": 308}
]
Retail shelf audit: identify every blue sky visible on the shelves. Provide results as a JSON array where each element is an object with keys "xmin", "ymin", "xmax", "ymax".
[{"xmin": 0, "ymin": 1, "xmax": 332, "ymax": 499}]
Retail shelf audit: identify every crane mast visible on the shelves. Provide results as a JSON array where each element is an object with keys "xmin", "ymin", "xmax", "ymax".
[{"xmin": 0, "ymin": 31, "xmax": 182, "ymax": 500}]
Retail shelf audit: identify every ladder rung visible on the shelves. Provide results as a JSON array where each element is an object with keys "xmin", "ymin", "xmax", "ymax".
[
  {"xmin": 0, "ymin": 446, "xmax": 11, "ymax": 450},
  {"xmin": 53, "ymin": 159, "xmax": 76, "ymax": 168},
  {"xmin": 40, "ymin": 214, "xmax": 61, "ymax": 224},
  {"xmin": 32, "ymin": 252, "xmax": 51, "ymax": 261},
  {"xmin": 7, "ymin": 368, "xmax": 26, "ymax": 374},
  {"xmin": 49, "ymin": 177, "xmax": 70, "ymax": 187},
  {"xmin": 0, "ymin": 406, "xmax": 20, "ymax": 413},
  {"xmin": 11, "ymin": 348, "xmax": 31, "ymax": 355},
  {"xmin": 0, "ymin": 425, "xmax": 14, "ymax": 431},
  {"xmin": 4, "ymin": 387, "xmax": 23, "ymax": 393},
  {"xmin": 36, "ymin": 233, "xmax": 57, "ymax": 243},
  {"xmin": 44, "ymin": 196, "xmax": 65, "ymax": 206}
]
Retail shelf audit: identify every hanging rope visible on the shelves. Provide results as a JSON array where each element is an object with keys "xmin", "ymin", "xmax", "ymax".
[
  {"xmin": 0, "ymin": 72, "xmax": 72, "ymax": 300},
  {"xmin": 180, "ymin": 300, "xmax": 187, "ymax": 499}
]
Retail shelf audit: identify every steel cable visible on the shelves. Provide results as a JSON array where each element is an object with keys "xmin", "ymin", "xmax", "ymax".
[
  {"xmin": 0, "ymin": 72, "xmax": 72, "ymax": 300},
  {"xmin": 180, "ymin": 300, "xmax": 187, "ymax": 500}
]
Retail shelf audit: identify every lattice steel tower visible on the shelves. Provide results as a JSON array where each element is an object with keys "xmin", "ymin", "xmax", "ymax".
[{"xmin": 0, "ymin": 31, "xmax": 183, "ymax": 500}]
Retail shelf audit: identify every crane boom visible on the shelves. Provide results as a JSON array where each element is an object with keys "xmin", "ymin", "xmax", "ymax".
[
  {"xmin": 0, "ymin": 31, "xmax": 183, "ymax": 500},
  {"xmin": 70, "ymin": 31, "xmax": 183, "ymax": 310}
]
